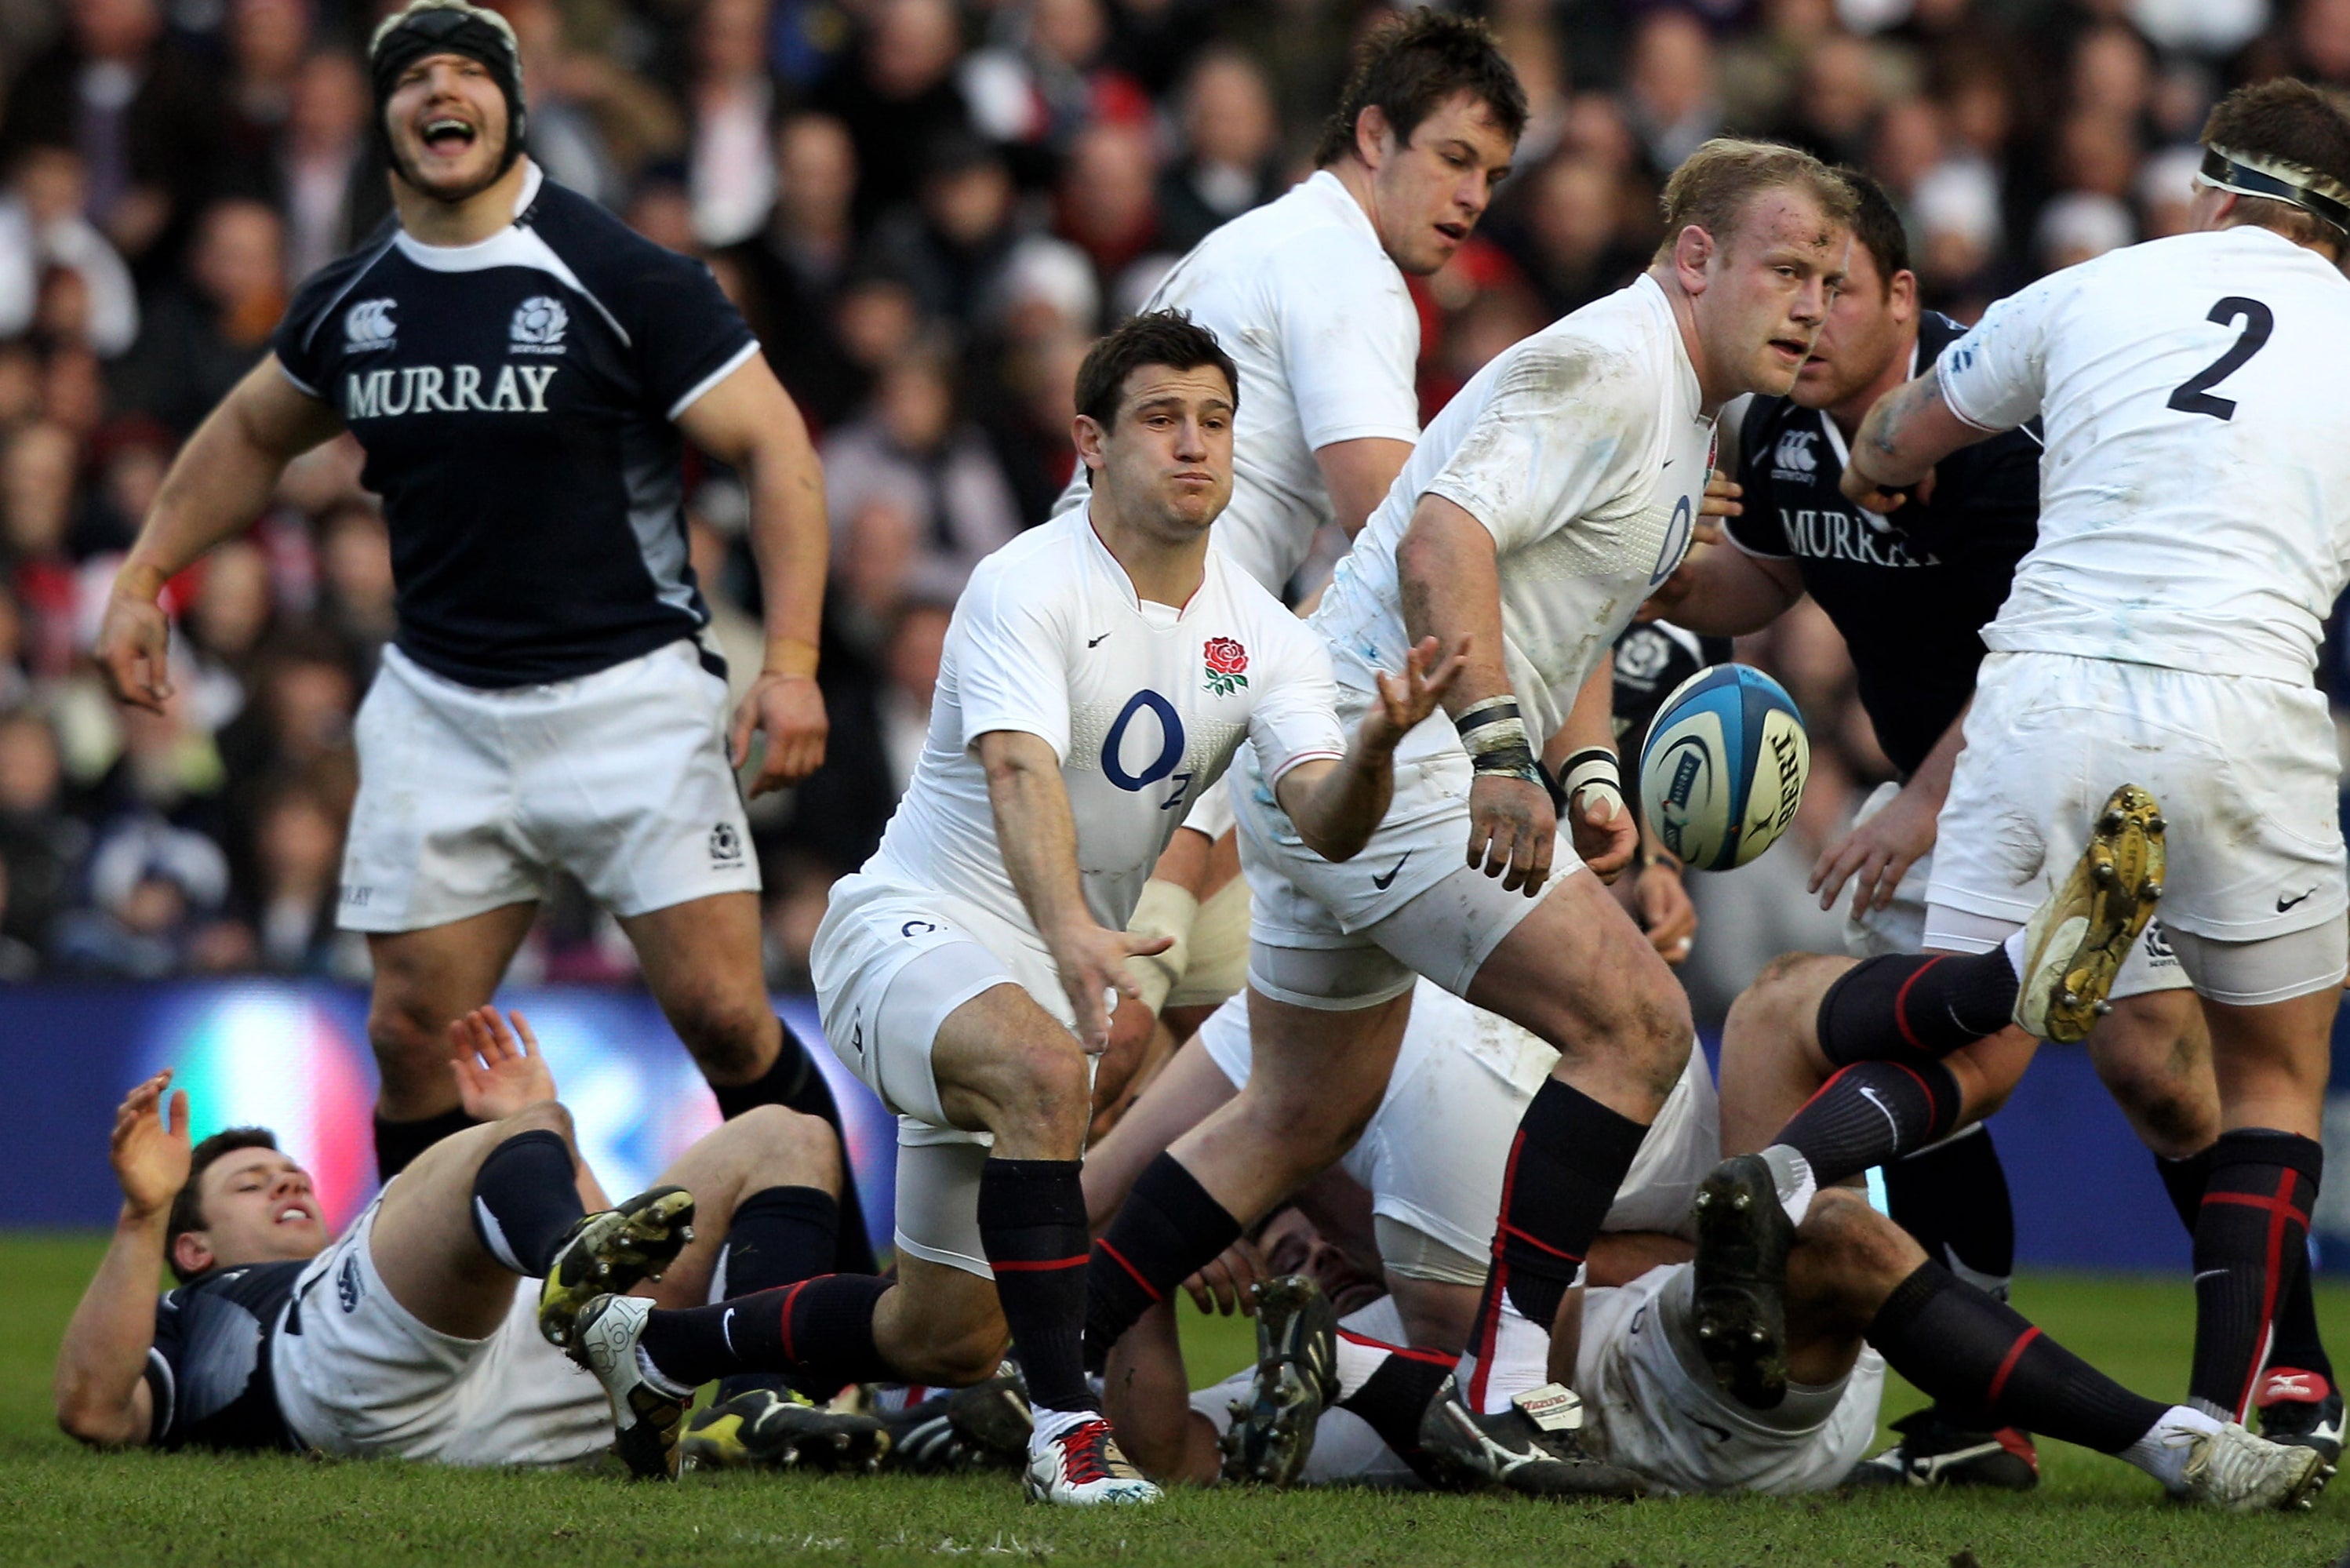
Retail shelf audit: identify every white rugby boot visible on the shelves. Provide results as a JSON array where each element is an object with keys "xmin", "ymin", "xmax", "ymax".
[
  {"xmin": 1024, "ymin": 1408, "xmax": 1162, "ymax": 1505},
  {"xmin": 2174, "ymin": 1421, "xmax": 2326, "ymax": 1512},
  {"xmin": 2014, "ymin": 783, "xmax": 2166, "ymax": 1043},
  {"xmin": 569, "ymin": 1293, "xmax": 689, "ymax": 1480}
]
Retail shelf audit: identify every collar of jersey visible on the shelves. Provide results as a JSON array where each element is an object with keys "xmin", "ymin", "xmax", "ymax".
[
  {"xmin": 391, "ymin": 159, "xmax": 544, "ymax": 266},
  {"xmin": 1304, "ymin": 168, "xmax": 1384, "ymax": 254},
  {"xmin": 1079, "ymin": 505, "xmax": 1205, "ymax": 620},
  {"xmin": 1631, "ymin": 273, "xmax": 1707, "ymax": 420}
]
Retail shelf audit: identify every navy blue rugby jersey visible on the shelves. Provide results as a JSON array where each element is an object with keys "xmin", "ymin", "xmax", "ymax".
[
  {"xmin": 144, "ymin": 1259, "xmax": 306, "ymax": 1452},
  {"xmin": 1728, "ymin": 311, "xmax": 2040, "ymax": 778},
  {"xmin": 272, "ymin": 165, "xmax": 761, "ymax": 688}
]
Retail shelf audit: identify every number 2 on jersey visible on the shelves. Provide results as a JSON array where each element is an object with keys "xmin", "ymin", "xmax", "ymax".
[{"xmin": 2166, "ymin": 297, "xmax": 2273, "ymax": 422}]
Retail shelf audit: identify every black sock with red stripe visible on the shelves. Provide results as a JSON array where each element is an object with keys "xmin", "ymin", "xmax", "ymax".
[
  {"xmin": 1085, "ymin": 1153, "xmax": 1240, "ymax": 1372},
  {"xmin": 708, "ymin": 1020, "xmax": 878, "ymax": 1278},
  {"xmin": 1461, "ymin": 1079, "xmax": 1647, "ymax": 1405},
  {"xmin": 1868, "ymin": 1260, "xmax": 2166, "ymax": 1453},
  {"xmin": 1331, "ymin": 1330, "xmax": 1458, "ymax": 1480},
  {"xmin": 709, "ymin": 1185, "xmax": 841, "ymax": 1403},
  {"xmin": 1773, "ymin": 1059, "xmax": 1965, "ymax": 1186},
  {"xmin": 979, "ymin": 1158, "xmax": 1094, "ymax": 1413},
  {"xmin": 1816, "ymin": 951, "xmax": 2018, "ymax": 1064},
  {"xmin": 2161, "ymin": 1143, "xmax": 2336, "ymax": 1409},
  {"xmin": 637, "ymin": 1274, "xmax": 894, "ymax": 1392},
  {"xmin": 2188, "ymin": 1129, "xmax": 2323, "ymax": 1420}
]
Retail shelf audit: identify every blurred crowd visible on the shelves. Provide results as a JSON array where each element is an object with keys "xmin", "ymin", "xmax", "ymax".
[{"xmin": 0, "ymin": 0, "xmax": 2340, "ymax": 1010}]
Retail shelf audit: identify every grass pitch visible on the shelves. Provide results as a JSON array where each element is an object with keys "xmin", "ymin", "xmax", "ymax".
[{"xmin": 4, "ymin": 1234, "xmax": 2350, "ymax": 1566}]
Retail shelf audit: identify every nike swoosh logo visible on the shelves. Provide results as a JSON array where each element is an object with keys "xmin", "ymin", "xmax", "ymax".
[
  {"xmin": 722, "ymin": 1306, "xmax": 737, "ymax": 1354},
  {"xmin": 2279, "ymin": 889, "xmax": 2315, "ymax": 911},
  {"xmin": 1088, "ymin": 631, "xmax": 1114, "ymax": 648},
  {"xmin": 2194, "ymin": 1268, "xmax": 2229, "ymax": 1284},
  {"xmin": 1661, "ymin": 458, "xmax": 1674, "ymax": 471},
  {"xmin": 1371, "ymin": 851, "xmax": 1411, "ymax": 890},
  {"xmin": 1858, "ymin": 1085, "xmax": 1903, "ymax": 1153}
]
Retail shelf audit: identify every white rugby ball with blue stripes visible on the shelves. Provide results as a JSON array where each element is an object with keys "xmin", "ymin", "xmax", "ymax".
[{"xmin": 1637, "ymin": 664, "xmax": 1810, "ymax": 871}]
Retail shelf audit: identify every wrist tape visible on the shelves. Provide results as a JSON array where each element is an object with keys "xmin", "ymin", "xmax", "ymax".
[{"xmin": 1456, "ymin": 697, "xmax": 1544, "ymax": 786}]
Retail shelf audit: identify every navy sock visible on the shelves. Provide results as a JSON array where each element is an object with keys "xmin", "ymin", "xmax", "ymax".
[
  {"xmin": 1775, "ymin": 1059, "xmax": 1964, "ymax": 1186},
  {"xmin": 1335, "ymin": 1333, "xmax": 1457, "ymax": 1482},
  {"xmin": 374, "ymin": 1106, "xmax": 481, "ymax": 1182},
  {"xmin": 1816, "ymin": 951, "xmax": 2017, "ymax": 1064},
  {"xmin": 979, "ymin": 1159, "xmax": 1094, "ymax": 1413},
  {"xmin": 709, "ymin": 1185, "xmax": 842, "ymax": 1403},
  {"xmin": 1086, "ymin": 1153, "xmax": 1239, "ymax": 1371},
  {"xmin": 1882, "ymin": 1126, "xmax": 2015, "ymax": 1299},
  {"xmin": 2188, "ymin": 1130, "xmax": 2323, "ymax": 1420},
  {"xmin": 1464, "ymin": 1079, "xmax": 1647, "ymax": 1392},
  {"xmin": 639, "ymin": 1275, "xmax": 895, "ymax": 1395},
  {"xmin": 708, "ymin": 1020, "xmax": 877, "ymax": 1277},
  {"xmin": 1869, "ymin": 1261, "xmax": 2166, "ymax": 1453},
  {"xmin": 467, "ymin": 1129, "xmax": 584, "ymax": 1277}
]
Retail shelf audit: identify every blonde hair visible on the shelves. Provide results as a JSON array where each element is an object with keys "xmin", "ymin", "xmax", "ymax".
[{"xmin": 1652, "ymin": 139, "xmax": 1856, "ymax": 264}]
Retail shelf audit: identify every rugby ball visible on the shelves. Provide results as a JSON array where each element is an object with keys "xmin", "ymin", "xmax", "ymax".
[{"xmin": 1637, "ymin": 664, "xmax": 1810, "ymax": 871}]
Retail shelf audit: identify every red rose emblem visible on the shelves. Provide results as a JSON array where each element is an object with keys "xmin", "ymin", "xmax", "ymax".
[{"xmin": 1204, "ymin": 637, "xmax": 1248, "ymax": 675}]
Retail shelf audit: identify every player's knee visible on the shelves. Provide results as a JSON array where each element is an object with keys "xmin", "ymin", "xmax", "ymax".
[
  {"xmin": 989, "ymin": 1035, "xmax": 1093, "ymax": 1140},
  {"xmin": 728, "ymin": 1104, "xmax": 842, "ymax": 1193},
  {"xmin": 903, "ymin": 1312, "xmax": 1010, "ymax": 1387},
  {"xmin": 1797, "ymin": 1188, "xmax": 1922, "ymax": 1304},
  {"xmin": 496, "ymin": 1098, "xmax": 573, "ymax": 1144},
  {"xmin": 1726, "ymin": 952, "xmax": 1846, "ymax": 1053},
  {"xmin": 366, "ymin": 988, "xmax": 452, "ymax": 1082},
  {"xmin": 666, "ymin": 984, "xmax": 777, "ymax": 1082}
]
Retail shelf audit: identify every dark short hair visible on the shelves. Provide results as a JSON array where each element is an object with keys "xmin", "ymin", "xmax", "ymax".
[
  {"xmin": 1073, "ymin": 308, "xmax": 1238, "ymax": 431},
  {"xmin": 2201, "ymin": 78, "xmax": 2350, "ymax": 253},
  {"xmin": 1314, "ymin": 11, "xmax": 1528, "ymax": 169},
  {"xmin": 1836, "ymin": 166, "xmax": 1911, "ymax": 292},
  {"xmin": 166, "ymin": 1127, "xmax": 281, "ymax": 1284}
]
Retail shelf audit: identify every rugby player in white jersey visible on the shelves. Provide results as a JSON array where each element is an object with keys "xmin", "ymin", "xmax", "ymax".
[
  {"xmin": 784, "ymin": 312, "xmax": 1457, "ymax": 1505},
  {"xmin": 1079, "ymin": 140, "xmax": 1857, "ymax": 1497},
  {"xmin": 1084, "ymin": 12, "xmax": 1523, "ymax": 1096},
  {"xmin": 1820, "ymin": 78, "xmax": 2350, "ymax": 1440}
]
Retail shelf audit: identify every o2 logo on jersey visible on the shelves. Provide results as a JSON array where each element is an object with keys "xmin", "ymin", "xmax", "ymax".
[
  {"xmin": 344, "ymin": 298, "xmax": 397, "ymax": 351},
  {"xmin": 509, "ymin": 296, "xmax": 570, "ymax": 355},
  {"xmin": 1102, "ymin": 689, "xmax": 1191, "ymax": 810},
  {"xmin": 1648, "ymin": 495, "xmax": 1695, "ymax": 588}
]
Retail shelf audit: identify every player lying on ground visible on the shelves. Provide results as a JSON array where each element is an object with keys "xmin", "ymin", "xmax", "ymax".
[
  {"xmin": 1082, "ymin": 138, "xmax": 1857, "ymax": 1501},
  {"xmin": 54, "ymin": 1008, "xmax": 882, "ymax": 1473},
  {"xmin": 1648, "ymin": 165, "xmax": 2334, "ymax": 1483},
  {"xmin": 1822, "ymin": 78, "xmax": 2350, "ymax": 1442}
]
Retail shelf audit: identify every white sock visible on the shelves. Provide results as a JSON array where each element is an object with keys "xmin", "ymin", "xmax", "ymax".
[
  {"xmin": 2001, "ymin": 928, "xmax": 2028, "ymax": 980},
  {"xmin": 1332, "ymin": 1333, "xmax": 1395, "ymax": 1402},
  {"xmin": 2118, "ymin": 1403, "xmax": 2222, "ymax": 1489},
  {"xmin": 1457, "ymin": 1296, "xmax": 1555, "ymax": 1414},
  {"xmin": 1030, "ymin": 1405, "xmax": 1100, "ymax": 1450},
  {"xmin": 1759, "ymin": 1144, "xmax": 1818, "ymax": 1228}
]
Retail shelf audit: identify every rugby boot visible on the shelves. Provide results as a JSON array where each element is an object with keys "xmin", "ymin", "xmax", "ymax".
[
  {"xmin": 1690, "ymin": 1153, "xmax": 1798, "ymax": 1411},
  {"xmin": 1416, "ymin": 1378, "xmax": 1647, "ymax": 1498},
  {"xmin": 1024, "ymin": 1409, "xmax": 1162, "ymax": 1505},
  {"xmin": 871, "ymin": 1370, "xmax": 1033, "ymax": 1473},
  {"xmin": 538, "ymin": 1185, "xmax": 696, "ymax": 1349},
  {"xmin": 570, "ymin": 1293, "xmax": 688, "ymax": 1480},
  {"xmin": 1842, "ymin": 1407, "xmax": 2039, "ymax": 1491},
  {"xmin": 2014, "ymin": 784, "xmax": 2166, "ymax": 1043},
  {"xmin": 2174, "ymin": 1421, "xmax": 2326, "ymax": 1512},
  {"xmin": 1220, "ymin": 1275, "xmax": 1339, "ymax": 1486},
  {"xmin": 681, "ymin": 1385, "xmax": 890, "ymax": 1473},
  {"xmin": 2256, "ymin": 1369, "xmax": 2344, "ymax": 1489}
]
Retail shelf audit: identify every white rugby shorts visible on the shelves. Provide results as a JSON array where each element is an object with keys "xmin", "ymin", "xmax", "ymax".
[
  {"xmin": 1193, "ymin": 991, "xmax": 1718, "ymax": 1281},
  {"xmin": 271, "ymin": 1195, "xmax": 610, "ymax": 1467},
  {"xmin": 1576, "ymin": 1264, "xmax": 1882, "ymax": 1496},
  {"xmin": 338, "ymin": 639, "xmax": 759, "ymax": 932},
  {"xmin": 1232, "ymin": 719, "xmax": 1582, "ymax": 1009},
  {"xmin": 1930, "ymin": 652, "xmax": 2347, "ymax": 944},
  {"xmin": 1844, "ymin": 778, "xmax": 2189, "ymax": 999},
  {"xmin": 810, "ymin": 872, "xmax": 1086, "ymax": 1278}
]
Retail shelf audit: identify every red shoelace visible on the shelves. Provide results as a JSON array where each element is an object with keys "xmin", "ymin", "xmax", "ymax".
[{"xmin": 1059, "ymin": 1420, "xmax": 1115, "ymax": 1486}]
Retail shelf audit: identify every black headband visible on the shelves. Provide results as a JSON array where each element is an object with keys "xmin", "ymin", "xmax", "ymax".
[
  {"xmin": 2199, "ymin": 145, "xmax": 2350, "ymax": 236},
  {"xmin": 371, "ymin": 8, "xmax": 528, "ymax": 174}
]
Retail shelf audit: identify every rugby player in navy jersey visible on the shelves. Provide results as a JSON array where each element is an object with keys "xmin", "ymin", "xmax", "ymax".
[
  {"xmin": 91, "ymin": 0, "xmax": 869, "ymax": 1262},
  {"xmin": 1649, "ymin": 171, "xmax": 2334, "ymax": 1481}
]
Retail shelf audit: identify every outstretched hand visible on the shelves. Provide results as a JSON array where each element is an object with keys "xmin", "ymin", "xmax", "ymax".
[
  {"xmin": 449, "ymin": 1006, "xmax": 559, "ymax": 1120},
  {"xmin": 1050, "ymin": 923, "xmax": 1175, "ymax": 1053},
  {"xmin": 1362, "ymin": 636, "xmax": 1468, "ymax": 751},
  {"xmin": 111, "ymin": 1069, "xmax": 191, "ymax": 1219}
]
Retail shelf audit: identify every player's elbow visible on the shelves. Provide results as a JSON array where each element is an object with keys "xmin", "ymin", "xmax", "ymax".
[{"xmin": 53, "ymin": 1386, "xmax": 140, "ymax": 1448}]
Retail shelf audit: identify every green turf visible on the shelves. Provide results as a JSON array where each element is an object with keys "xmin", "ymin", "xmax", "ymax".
[{"xmin": 5, "ymin": 1233, "xmax": 2350, "ymax": 1566}]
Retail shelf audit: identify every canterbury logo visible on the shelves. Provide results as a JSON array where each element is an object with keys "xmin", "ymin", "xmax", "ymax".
[
  {"xmin": 1772, "ymin": 428, "xmax": 1817, "ymax": 475},
  {"xmin": 344, "ymin": 298, "xmax": 397, "ymax": 349}
]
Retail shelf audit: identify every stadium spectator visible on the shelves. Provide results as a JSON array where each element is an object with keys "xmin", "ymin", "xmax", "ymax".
[
  {"xmin": 0, "ymin": 145, "xmax": 140, "ymax": 355},
  {"xmin": 108, "ymin": 197, "xmax": 285, "ymax": 436},
  {"xmin": 813, "ymin": 0, "xmax": 973, "ymax": 227},
  {"xmin": 1155, "ymin": 48, "xmax": 1285, "ymax": 253}
]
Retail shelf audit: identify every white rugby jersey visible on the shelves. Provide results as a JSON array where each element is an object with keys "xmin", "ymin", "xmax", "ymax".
[
  {"xmin": 1937, "ymin": 225, "xmax": 2350, "ymax": 683},
  {"xmin": 1313, "ymin": 273, "xmax": 1715, "ymax": 745},
  {"xmin": 868, "ymin": 511, "xmax": 1348, "ymax": 934},
  {"xmin": 1049, "ymin": 172, "xmax": 1421, "ymax": 595}
]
